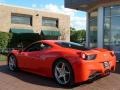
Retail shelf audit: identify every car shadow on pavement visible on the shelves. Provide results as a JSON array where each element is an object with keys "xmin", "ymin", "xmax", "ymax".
[
  {"xmin": 0, "ymin": 65, "xmax": 65, "ymax": 88},
  {"xmin": 0, "ymin": 64, "xmax": 85, "ymax": 89},
  {"xmin": 0, "ymin": 64, "xmax": 101, "ymax": 88},
  {"xmin": 0, "ymin": 63, "xmax": 114, "ymax": 89}
]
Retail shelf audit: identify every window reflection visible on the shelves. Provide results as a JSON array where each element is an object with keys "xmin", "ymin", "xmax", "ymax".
[
  {"xmin": 104, "ymin": 5, "xmax": 120, "ymax": 59},
  {"xmin": 104, "ymin": 17, "xmax": 111, "ymax": 49},
  {"xmin": 89, "ymin": 10, "xmax": 98, "ymax": 48},
  {"xmin": 111, "ymin": 6, "xmax": 120, "ymax": 16},
  {"xmin": 42, "ymin": 17, "xmax": 58, "ymax": 27},
  {"xmin": 111, "ymin": 17, "xmax": 120, "ymax": 46},
  {"xmin": 11, "ymin": 13, "xmax": 32, "ymax": 25}
]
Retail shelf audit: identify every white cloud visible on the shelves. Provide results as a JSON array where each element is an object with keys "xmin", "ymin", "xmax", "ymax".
[
  {"xmin": 39, "ymin": 4, "xmax": 86, "ymax": 30},
  {"xmin": 32, "ymin": 4, "xmax": 37, "ymax": 8},
  {"xmin": 71, "ymin": 16, "xmax": 86, "ymax": 30}
]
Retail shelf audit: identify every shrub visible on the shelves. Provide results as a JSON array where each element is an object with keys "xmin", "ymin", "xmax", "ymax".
[{"xmin": 0, "ymin": 32, "xmax": 10, "ymax": 49}]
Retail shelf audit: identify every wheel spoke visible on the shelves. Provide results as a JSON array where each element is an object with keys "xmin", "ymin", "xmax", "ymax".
[
  {"xmin": 10, "ymin": 57, "xmax": 13, "ymax": 62},
  {"xmin": 9, "ymin": 60, "xmax": 13, "ymax": 65},
  {"xmin": 61, "ymin": 63, "xmax": 65, "ymax": 70},
  {"xmin": 63, "ymin": 75, "xmax": 67, "ymax": 84},
  {"xmin": 56, "ymin": 67, "xmax": 61, "ymax": 74},
  {"xmin": 11, "ymin": 60, "xmax": 14, "ymax": 65},
  {"xmin": 58, "ymin": 74, "xmax": 62, "ymax": 79},
  {"xmin": 65, "ymin": 71, "xmax": 70, "ymax": 74}
]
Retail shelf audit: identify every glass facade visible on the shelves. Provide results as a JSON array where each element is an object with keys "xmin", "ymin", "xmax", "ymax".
[
  {"xmin": 104, "ymin": 7, "xmax": 111, "ymax": 49},
  {"xmin": 104, "ymin": 5, "xmax": 120, "ymax": 59},
  {"xmin": 11, "ymin": 13, "xmax": 32, "ymax": 25},
  {"xmin": 42, "ymin": 17, "xmax": 58, "ymax": 27},
  {"xmin": 89, "ymin": 10, "xmax": 98, "ymax": 48}
]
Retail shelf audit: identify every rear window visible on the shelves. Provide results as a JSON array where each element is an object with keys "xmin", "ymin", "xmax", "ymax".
[{"xmin": 55, "ymin": 41, "xmax": 88, "ymax": 51}]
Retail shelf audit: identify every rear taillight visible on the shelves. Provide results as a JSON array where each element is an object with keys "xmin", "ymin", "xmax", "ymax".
[
  {"xmin": 77, "ymin": 52, "xmax": 86, "ymax": 59},
  {"xmin": 77, "ymin": 52, "xmax": 96, "ymax": 60},
  {"xmin": 110, "ymin": 51, "xmax": 115, "ymax": 56}
]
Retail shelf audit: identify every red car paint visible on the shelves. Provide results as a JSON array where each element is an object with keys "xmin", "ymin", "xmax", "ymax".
[{"xmin": 8, "ymin": 40, "xmax": 116, "ymax": 83}]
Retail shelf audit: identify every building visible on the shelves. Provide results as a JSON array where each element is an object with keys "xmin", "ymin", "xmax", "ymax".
[
  {"xmin": 0, "ymin": 4, "xmax": 70, "ymax": 41},
  {"xmin": 65, "ymin": 0, "xmax": 120, "ymax": 59}
]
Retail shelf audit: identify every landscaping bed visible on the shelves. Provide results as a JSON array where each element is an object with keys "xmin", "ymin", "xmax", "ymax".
[{"xmin": 0, "ymin": 54, "xmax": 7, "ymax": 61}]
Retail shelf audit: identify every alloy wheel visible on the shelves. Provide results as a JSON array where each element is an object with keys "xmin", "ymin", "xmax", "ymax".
[
  {"xmin": 54, "ymin": 61, "xmax": 71, "ymax": 85},
  {"xmin": 8, "ymin": 55, "xmax": 16, "ymax": 71}
]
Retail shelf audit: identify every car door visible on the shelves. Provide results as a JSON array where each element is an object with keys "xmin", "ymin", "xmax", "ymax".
[
  {"xmin": 36, "ymin": 43, "xmax": 53, "ymax": 76},
  {"xmin": 18, "ymin": 42, "xmax": 52, "ymax": 74},
  {"xmin": 18, "ymin": 42, "xmax": 42, "ymax": 72}
]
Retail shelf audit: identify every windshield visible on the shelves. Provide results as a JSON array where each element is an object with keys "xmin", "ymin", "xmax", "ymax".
[{"xmin": 55, "ymin": 41, "xmax": 88, "ymax": 51}]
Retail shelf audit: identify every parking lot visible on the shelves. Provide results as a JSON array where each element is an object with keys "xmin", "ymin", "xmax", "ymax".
[{"xmin": 0, "ymin": 61, "xmax": 120, "ymax": 90}]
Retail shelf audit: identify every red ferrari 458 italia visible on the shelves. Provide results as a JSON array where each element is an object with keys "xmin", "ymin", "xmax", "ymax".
[{"xmin": 8, "ymin": 40, "xmax": 116, "ymax": 86}]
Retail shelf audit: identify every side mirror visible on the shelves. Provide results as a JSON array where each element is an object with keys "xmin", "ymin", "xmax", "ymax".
[
  {"xmin": 18, "ymin": 49, "xmax": 23, "ymax": 53},
  {"xmin": 17, "ymin": 43, "xmax": 23, "ymax": 53},
  {"xmin": 17, "ymin": 44, "xmax": 23, "ymax": 48}
]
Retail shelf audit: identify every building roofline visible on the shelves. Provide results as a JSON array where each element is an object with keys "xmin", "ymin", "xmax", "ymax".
[
  {"xmin": 65, "ymin": 0, "xmax": 120, "ymax": 11},
  {"xmin": 0, "ymin": 3, "xmax": 42, "ymax": 11},
  {"xmin": 0, "ymin": 3, "xmax": 69, "ymax": 16}
]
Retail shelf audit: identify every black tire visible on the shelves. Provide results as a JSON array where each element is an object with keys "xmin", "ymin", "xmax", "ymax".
[
  {"xmin": 8, "ymin": 55, "xmax": 18, "ymax": 71},
  {"xmin": 53, "ymin": 59, "xmax": 74, "ymax": 87}
]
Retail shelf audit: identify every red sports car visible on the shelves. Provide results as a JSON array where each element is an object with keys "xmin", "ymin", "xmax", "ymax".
[{"xmin": 8, "ymin": 40, "xmax": 116, "ymax": 86}]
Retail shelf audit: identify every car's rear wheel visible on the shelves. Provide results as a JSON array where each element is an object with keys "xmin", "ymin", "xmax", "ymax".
[
  {"xmin": 8, "ymin": 55, "xmax": 18, "ymax": 71},
  {"xmin": 53, "ymin": 60, "xmax": 74, "ymax": 86}
]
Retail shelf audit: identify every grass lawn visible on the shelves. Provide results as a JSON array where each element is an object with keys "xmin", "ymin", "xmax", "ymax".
[{"xmin": 0, "ymin": 54, "xmax": 7, "ymax": 61}]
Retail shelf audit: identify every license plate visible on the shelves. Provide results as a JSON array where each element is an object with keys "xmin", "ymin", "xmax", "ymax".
[{"xmin": 103, "ymin": 61, "xmax": 110, "ymax": 69}]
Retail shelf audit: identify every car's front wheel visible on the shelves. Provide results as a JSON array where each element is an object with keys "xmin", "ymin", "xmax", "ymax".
[
  {"xmin": 53, "ymin": 60, "xmax": 74, "ymax": 86},
  {"xmin": 8, "ymin": 55, "xmax": 18, "ymax": 71}
]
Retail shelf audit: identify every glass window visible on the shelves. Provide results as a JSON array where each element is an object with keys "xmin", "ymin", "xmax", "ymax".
[
  {"xmin": 42, "ymin": 17, "xmax": 58, "ymax": 27},
  {"xmin": 40, "ymin": 43, "xmax": 51, "ymax": 50},
  {"xmin": 111, "ymin": 16, "xmax": 120, "ymax": 59},
  {"xmin": 111, "ymin": 6, "xmax": 120, "ymax": 16},
  {"xmin": 89, "ymin": 10, "xmax": 98, "ymax": 48},
  {"xmin": 25, "ymin": 43, "xmax": 41, "ymax": 52},
  {"xmin": 56, "ymin": 41, "xmax": 88, "ymax": 50},
  {"xmin": 25, "ymin": 42, "xmax": 51, "ymax": 52},
  {"xmin": 111, "ymin": 17, "xmax": 120, "ymax": 46},
  {"xmin": 11, "ymin": 13, "xmax": 32, "ymax": 25},
  {"xmin": 104, "ymin": 5, "xmax": 120, "ymax": 60},
  {"xmin": 104, "ymin": 7, "xmax": 111, "ymax": 17},
  {"xmin": 104, "ymin": 6, "xmax": 120, "ymax": 49},
  {"xmin": 104, "ymin": 17, "xmax": 111, "ymax": 49}
]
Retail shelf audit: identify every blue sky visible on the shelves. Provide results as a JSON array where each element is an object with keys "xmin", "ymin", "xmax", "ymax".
[{"xmin": 0, "ymin": 0, "xmax": 86, "ymax": 30}]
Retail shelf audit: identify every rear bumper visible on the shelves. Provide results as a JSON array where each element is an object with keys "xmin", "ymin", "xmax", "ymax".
[
  {"xmin": 73, "ymin": 57, "xmax": 116, "ymax": 83},
  {"xmin": 88, "ymin": 69, "xmax": 111, "ymax": 80}
]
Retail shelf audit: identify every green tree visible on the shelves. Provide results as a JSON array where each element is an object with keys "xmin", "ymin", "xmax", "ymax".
[{"xmin": 70, "ymin": 28, "xmax": 86, "ymax": 44}]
